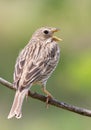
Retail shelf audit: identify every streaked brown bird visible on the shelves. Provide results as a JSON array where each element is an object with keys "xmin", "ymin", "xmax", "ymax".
[{"xmin": 8, "ymin": 26, "xmax": 62, "ymax": 119}]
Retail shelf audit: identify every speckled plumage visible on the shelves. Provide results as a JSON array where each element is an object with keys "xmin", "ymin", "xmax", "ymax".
[{"xmin": 8, "ymin": 27, "xmax": 61, "ymax": 119}]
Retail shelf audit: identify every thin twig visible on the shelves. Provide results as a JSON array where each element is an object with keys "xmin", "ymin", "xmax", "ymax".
[{"xmin": 0, "ymin": 77, "xmax": 91, "ymax": 117}]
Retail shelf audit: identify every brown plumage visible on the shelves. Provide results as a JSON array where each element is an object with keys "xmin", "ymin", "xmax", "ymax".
[{"xmin": 8, "ymin": 27, "xmax": 62, "ymax": 119}]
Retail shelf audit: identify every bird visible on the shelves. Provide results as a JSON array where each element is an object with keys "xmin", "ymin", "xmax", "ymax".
[{"xmin": 8, "ymin": 26, "xmax": 62, "ymax": 119}]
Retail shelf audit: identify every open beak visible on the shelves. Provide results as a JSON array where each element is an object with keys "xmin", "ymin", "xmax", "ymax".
[{"xmin": 52, "ymin": 28, "xmax": 63, "ymax": 42}]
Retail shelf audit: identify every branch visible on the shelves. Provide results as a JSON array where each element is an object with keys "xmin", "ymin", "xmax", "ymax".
[{"xmin": 0, "ymin": 77, "xmax": 91, "ymax": 117}]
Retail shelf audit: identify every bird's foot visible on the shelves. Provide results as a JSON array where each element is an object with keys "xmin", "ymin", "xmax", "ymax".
[
  {"xmin": 42, "ymin": 87, "xmax": 53, "ymax": 108},
  {"xmin": 46, "ymin": 94, "xmax": 53, "ymax": 109}
]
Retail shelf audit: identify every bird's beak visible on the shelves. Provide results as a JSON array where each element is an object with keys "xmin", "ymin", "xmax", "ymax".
[
  {"xmin": 52, "ymin": 36, "xmax": 63, "ymax": 41},
  {"xmin": 52, "ymin": 28, "xmax": 63, "ymax": 42}
]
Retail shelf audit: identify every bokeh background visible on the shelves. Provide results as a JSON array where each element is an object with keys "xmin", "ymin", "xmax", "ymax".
[{"xmin": 0, "ymin": 0, "xmax": 91, "ymax": 130}]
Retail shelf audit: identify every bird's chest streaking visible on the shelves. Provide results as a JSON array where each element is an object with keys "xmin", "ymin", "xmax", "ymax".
[{"xmin": 38, "ymin": 39, "xmax": 60, "ymax": 83}]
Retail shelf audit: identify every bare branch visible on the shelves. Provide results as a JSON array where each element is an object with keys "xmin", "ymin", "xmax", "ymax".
[{"xmin": 0, "ymin": 77, "xmax": 91, "ymax": 117}]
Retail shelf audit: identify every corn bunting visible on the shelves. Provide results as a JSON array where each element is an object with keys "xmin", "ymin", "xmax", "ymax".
[{"xmin": 8, "ymin": 27, "xmax": 62, "ymax": 119}]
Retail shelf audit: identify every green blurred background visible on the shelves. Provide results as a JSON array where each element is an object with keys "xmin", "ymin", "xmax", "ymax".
[{"xmin": 0, "ymin": 0, "xmax": 91, "ymax": 129}]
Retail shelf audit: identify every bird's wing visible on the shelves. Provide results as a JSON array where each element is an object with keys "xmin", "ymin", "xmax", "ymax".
[
  {"xmin": 13, "ymin": 45, "xmax": 29, "ymax": 88},
  {"xmin": 13, "ymin": 40, "xmax": 42, "ymax": 89}
]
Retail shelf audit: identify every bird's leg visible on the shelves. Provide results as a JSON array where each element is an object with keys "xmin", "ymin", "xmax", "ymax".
[{"xmin": 42, "ymin": 87, "xmax": 53, "ymax": 108}]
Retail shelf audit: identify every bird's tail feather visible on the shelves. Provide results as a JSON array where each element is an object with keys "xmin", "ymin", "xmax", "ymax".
[{"xmin": 8, "ymin": 89, "xmax": 28, "ymax": 119}]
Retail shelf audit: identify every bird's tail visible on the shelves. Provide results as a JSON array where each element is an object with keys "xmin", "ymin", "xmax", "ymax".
[{"xmin": 8, "ymin": 89, "xmax": 28, "ymax": 119}]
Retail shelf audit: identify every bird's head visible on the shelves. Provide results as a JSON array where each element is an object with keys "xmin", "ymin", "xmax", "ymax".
[{"xmin": 32, "ymin": 27, "xmax": 62, "ymax": 42}]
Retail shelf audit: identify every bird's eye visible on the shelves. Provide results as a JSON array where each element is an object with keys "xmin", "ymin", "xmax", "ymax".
[{"xmin": 43, "ymin": 30, "xmax": 49, "ymax": 34}]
